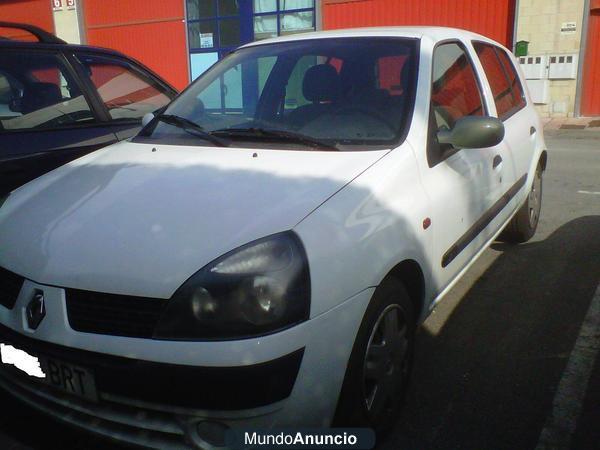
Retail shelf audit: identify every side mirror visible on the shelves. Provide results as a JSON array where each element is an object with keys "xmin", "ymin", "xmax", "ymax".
[
  {"xmin": 437, "ymin": 116, "xmax": 505, "ymax": 149},
  {"xmin": 141, "ymin": 112, "xmax": 155, "ymax": 127}
]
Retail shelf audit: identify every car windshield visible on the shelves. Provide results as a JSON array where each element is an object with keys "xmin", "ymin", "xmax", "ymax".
[{"xmin": 135, "ymin": 37, "xmax": 418, "ymax": 150}]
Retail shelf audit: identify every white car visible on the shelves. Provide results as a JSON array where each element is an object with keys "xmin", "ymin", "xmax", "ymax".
[{"xmin": 0, "ymin": 27, "xmax": 546, "ymax": 449}]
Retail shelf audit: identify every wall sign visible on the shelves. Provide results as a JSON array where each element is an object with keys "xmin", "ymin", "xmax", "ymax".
[
  {"xmin": 52, "ymin": 0, "xmax": 63, "ymax": 10},
  {"xmin": 66, "ymin": 0, "xmax": 76, "ymax": 9},
  {"xmin": 561, "ymin": 22, "xmax": 577, "ymax": 35},
  {"xmin": 200, "ymin": 33, "xmax": 214, "ymax": 48}
]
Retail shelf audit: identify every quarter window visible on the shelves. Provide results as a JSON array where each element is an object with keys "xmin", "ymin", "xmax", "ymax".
[
  {"xmin": 76, "ymin": 54, "xmax": 171, "ymax": 121},
  {"xmin": 473, "ymin": 42, "xmax": 526, "ymax": 120},
  {"xmin": 431, "ymin": 42, "xmax": 485, "ymax": 131}
]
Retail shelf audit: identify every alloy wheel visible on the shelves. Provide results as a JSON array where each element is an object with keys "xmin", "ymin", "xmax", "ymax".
[
  {"xmin": 528, "ymin": 168, "xmax": 542, "ymax": 227},
  {"xmin": 362, "ymin": 304, "xmax": 410, "ymax": 420}
]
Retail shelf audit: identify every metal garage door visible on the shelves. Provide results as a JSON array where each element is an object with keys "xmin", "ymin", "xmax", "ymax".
[
  {"xmin": 82, "ymin": 0, "xmax": 188, "ymax": 90},
  {"xmin": 0, "ymin": 0, "xmax": 54, "ymax": 37},
  {"xmin": 322, "ymin": 0, "xmax": 516, "ymax": 48}
]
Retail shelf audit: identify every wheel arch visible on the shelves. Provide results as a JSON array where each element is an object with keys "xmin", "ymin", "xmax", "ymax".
[
  {"xmin": 381, "ymin": 259, "xmax": 426, "ymax": 320},
  {"xmin": 539, "ymin": 150, "xmax": 548, "ymax": 171}
]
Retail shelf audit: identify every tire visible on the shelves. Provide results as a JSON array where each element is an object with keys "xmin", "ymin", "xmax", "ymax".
[
  {"xmin": 333, "ymin": 277, "xmax": 416, "ymax": 434},
  {"xmin": 501, "ymin": 163, "xmax": 543, "ymax": 243}
]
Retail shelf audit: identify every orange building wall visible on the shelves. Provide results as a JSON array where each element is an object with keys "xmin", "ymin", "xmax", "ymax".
[
  {"xmin": 581, "ymin": 0, "xmax": 600, "ymax": 116},
  {"xmin": 81, "ymin": 0, "xmax": 188, "ymax": 90},
  {"xmin": 322, "ymin": 0, "xmax": 516, "ymax": 48},
  {"xmin": 0, "ymin": 0, "xmax": 54, "ymax": 39}
]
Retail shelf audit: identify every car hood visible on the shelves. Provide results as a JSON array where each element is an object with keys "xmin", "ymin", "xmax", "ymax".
[{"xmin": 0, "ymin": 142, "xmax": 386, "ymax": 298}]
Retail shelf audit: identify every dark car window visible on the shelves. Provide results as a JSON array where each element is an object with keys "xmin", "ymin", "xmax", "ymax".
[
  {"xmin": 427, "ymin": 42, "xmax": 486, "ymax": 167},
  {"xmin": 138, "ymin": 38, "xmax": 418, "ymax": 150},
  {"xmin": 431, "ymin": 42, "xmax": 485, "ymax": 131},
  {"xmin": 0, "ymin": 51, "xmax": 95, "ymax": 132},
  {"xmin": 494, "ymin": 46, "xmax": 527, "ymax": 113},
  {"xmin": 76, "ymin": 53, "xmax": 172, "ymax": 121},
  {"xmin": 473, "ymin": 42, "xmax": 527, "ymax": 120}
]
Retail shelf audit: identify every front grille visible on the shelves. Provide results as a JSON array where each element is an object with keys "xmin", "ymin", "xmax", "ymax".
[
  {"xmin": 0, "ymin": 369, "xmax": 188, "ymax": 450},
  {"xmin": 0, "ymin": 266, "xmax": 24, "ymax": 310},
  {"xmin": 66, "ymin": 289, "xmax": 166, "ymax": 338},
  {"xmin": 1, "ymin": 322, "xmax": 304, "ymax": 411}
]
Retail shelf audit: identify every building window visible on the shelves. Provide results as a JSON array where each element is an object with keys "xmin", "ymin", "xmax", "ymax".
[
  {"xmin": 187, "ymin": 0, "xmax": 242, "ymax": 52},
  {"xmin": 253, "ymin": 0, "xmax": 315, "ymax": 41},
  {"xmin": 187, "ymin": 0, "xmax": 315, "ymax": 81}
]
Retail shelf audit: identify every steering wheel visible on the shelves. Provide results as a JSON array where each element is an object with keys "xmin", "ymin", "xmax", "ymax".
[{"xmin": 333, "ymin": 106, "xmax": 397, "ymax": 134}]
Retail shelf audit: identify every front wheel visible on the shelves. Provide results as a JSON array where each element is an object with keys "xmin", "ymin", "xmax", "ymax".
[
  {"xmin": 333, "ymin": 277, "xmax": 415, "ymax": 434},
  {"xmin": 501, "ymin": 163, "xmax": 543, "ymax": 243}
]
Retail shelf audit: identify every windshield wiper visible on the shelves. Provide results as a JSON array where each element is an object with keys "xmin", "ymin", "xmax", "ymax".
[
  {"xmin": 212, "ymin": 127, "xmax": 338, "ymax": 151},
  {"xmin": 155, "ymin": 114, "xmax": 229, "ymax": 147}
]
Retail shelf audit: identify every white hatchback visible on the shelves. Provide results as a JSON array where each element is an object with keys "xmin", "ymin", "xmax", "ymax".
[{"xmin": 0, "ymin": 27, "xmax": 546, "ymax": 449}]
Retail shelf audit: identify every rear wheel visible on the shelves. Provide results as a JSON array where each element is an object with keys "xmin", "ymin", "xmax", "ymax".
[
  {"xmin": 333, "ymin": 278, "xmax": 415, "ymax": 434},
  {"xmin": 501, "ymin": 163, "xmax": 543, "ymax": 243}
]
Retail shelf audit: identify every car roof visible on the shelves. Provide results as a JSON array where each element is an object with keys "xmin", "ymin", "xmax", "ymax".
[
  {"xmin": 0, "ymin": 39, "xmax": 130, "ymax": 58},
  {"xmin": 241, "ymin": 26, "xmax": 501, "ymax": 49},
  {"xmin": 0, "ymin": 39, "xmax": 177, "ymax": 93}
]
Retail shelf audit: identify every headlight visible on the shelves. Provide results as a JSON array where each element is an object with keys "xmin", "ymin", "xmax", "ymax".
[{"xmin": 154, "ymin": 232, "xmax": 310, "ymax": 340}]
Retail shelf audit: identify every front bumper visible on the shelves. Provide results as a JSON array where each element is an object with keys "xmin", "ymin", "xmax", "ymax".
[{"xmin": 0, "ymin": 278, "xmax": 373, "ymax": 449}]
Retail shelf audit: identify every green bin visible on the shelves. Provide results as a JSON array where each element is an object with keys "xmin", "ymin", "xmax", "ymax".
[{"xmin": 515, "ymin": 40, "xmax": 529, "ymax": 57}]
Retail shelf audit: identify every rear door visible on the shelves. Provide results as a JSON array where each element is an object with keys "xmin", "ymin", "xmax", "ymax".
[
  {"xmin": 0, "ymin": 48, "xmax": 118, "ymax": 196},
  {"xmin": 70, "ymin": 52, "xmax": 176, "ymax": 141}
]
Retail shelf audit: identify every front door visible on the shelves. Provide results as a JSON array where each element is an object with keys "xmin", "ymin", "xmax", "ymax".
[
  {"xmin": 422, "ymin": 41, "xmax": 500, "ymax": 293},
  {"xmin": 0, "ymin": 49, "xmax": 117, "ymax": 196}
]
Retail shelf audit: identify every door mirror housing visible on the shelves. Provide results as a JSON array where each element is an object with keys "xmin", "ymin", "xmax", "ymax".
[
  {"xmin": 437, "ymin": 116, "xmax": 505, "ymax": 149},
  {"xmin": 141, "ymin": 112, "xmax": 155, "ymax": 127}
]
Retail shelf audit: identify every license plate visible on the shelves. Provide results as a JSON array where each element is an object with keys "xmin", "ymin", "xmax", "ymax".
[
  {"xmin": 38, "ymin": 356, "xmax": 98, "ymax": 402},
  {"xmin": 1, "ymin": 343, "xmax": 98, "ymax": 402}
]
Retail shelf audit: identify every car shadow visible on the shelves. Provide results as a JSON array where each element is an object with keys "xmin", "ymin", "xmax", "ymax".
[{"xmin": 380, "ymin": 215, "xmax": 600, "ymax": 450}]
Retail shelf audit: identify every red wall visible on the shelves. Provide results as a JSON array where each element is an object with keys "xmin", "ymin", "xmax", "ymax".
[
  {"xmin": 0, "ymin": 0, "xmax": 54, "ymax": 38},
  {"xmin": 322, "ymin": 0, "xmax": 516, "ymax": 48},
  {"xmin": 82, "ymin": 0, "xmax": 188, "ymax": 90},
  {"xmin": 581, "ymin": 0, "xmax": 600, "ymax": 116}
]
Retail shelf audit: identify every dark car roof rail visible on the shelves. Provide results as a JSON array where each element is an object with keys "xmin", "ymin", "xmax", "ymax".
[{"xmin": 0, "ymin": 22, "xmax": 66, "ymax": 44}]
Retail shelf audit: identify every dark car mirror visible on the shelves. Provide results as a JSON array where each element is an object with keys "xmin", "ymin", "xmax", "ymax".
[{"xmin": 437, "ymin": 116, "xmax": 505, "ymax": 149}]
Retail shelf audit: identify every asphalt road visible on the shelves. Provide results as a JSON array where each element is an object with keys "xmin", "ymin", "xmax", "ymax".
[{"xmin": 1, "ymin": 132, "xmax": 599, "ymax": 450}]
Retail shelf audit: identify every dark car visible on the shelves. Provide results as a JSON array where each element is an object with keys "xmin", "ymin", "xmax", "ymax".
[{"xmin": 0, "ymin": 22, "xmax": 177, "ymax": 196}]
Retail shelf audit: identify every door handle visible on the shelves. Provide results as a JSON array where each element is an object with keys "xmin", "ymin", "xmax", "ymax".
[
  {"xmin": 530, "ymin": 126, "xmax": 536, "ymax": 135},
  {"xmin": 493, "ymin": 155, "xmax": 503, "ymax": 169}
]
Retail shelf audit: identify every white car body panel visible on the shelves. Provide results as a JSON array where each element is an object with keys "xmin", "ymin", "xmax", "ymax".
[{"xmin": 0, "ymin": 141, "xmax": 385, "ymax": 298}]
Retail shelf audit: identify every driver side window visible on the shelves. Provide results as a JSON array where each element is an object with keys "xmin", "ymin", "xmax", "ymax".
[
  {"xmin": 0, "ymin": 51, "xmax": 95, "ymax": 132},
  {"xmin": 76, "ymin": 53, "xmax": 171, "ymax": 122},
  {"xmin": 428, "ymin": 42, "xmax": 486, "ymax": 166}
]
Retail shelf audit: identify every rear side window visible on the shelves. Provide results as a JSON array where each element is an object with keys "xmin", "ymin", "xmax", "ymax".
[
  {"xmin": 76, "ymin": 53, "xmax": 172, "ymax": 121},
  {"xmin": 0, "ymin": 51, "xmax": 95, "ymax": 132},
  {"xmin": 430, "ymin": 42, "xmax": 485, "ymax": 130},
  {"xmin": 473, "ymin": 42, "xmax": 527, "ymax": 120}
]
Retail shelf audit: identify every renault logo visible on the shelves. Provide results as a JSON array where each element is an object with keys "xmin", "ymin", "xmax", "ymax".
[{"xmin": 26, "ymin": 290, "xmax": 46, "ymax": 330}]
